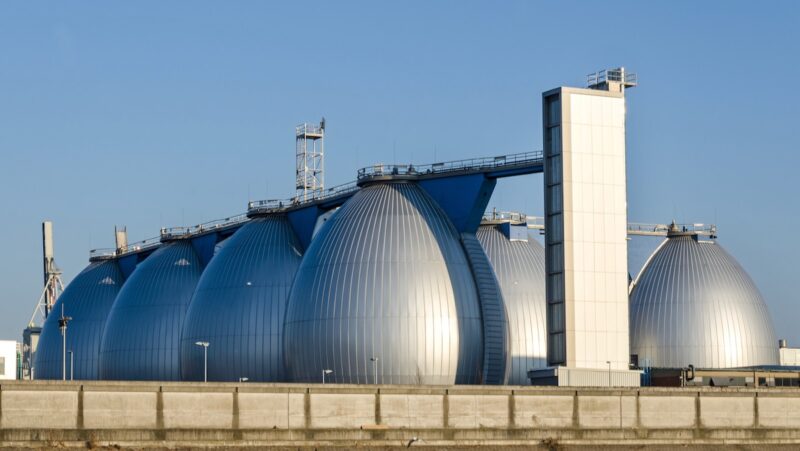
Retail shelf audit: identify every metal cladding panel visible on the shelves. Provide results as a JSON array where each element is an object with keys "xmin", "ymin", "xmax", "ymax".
[
  {"xmin": 460, "ymin": 233, "xmax": 509, "ymax": 385},
  {"xmin": 99, "ymin": 241, "xmax": 204, "ymax": 381},
  {"xmin": 34, "ymin": 260, "xmax": 124, "ymax": 380},
  {"xmin": 477, "ymin": 224, "xmax": 547, "ymax": 385},
  {"xmin": 284, "ymin": 182, "xmax": 483, "ymax": 385},
  {"xmin": 180, "ymin": 216, "xmax": 303, "ymax": 382},
  {"xmin": 630, "ymin": 235, "xmax": 779, "ymax": 369}
]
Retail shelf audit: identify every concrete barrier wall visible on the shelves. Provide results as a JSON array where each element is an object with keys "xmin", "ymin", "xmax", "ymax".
[{"xmin": 2, "ymin": 381, "xmax": 800, "ymax": 447}]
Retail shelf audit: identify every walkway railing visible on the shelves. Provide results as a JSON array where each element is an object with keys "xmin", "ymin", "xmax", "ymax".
[
  {"xmin": 247, "ymin": 180, "xmax": 359, "ymax": 215},
  {"xmin": 88, "ymin": 248, "xmax": 117, "ymax": 260},
  {"xmin": 357, "ymin": 151, "xmax": 543, "ymax": 180},
  {"xmin": 627, "ymin": 222, "xmax": 717, "ymax": 237},
  {"xmin": 115, "ymin": 235, "xmax": 162, "ymax": 256},
  {"xmin": 95, "ymin": 151, "xmax": 545, "ymax": 258},
  {"xmin": 160, "ymin": 214, "xmax": 249, "ymax": 241}
]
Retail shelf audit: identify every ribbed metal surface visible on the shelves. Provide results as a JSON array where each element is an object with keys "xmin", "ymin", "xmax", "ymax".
[
  {"xmin": 630, "ymin": 235, "xmax": 779, "ymax": 368},
  {"xmin": 284, "ymin": 182, "xmax": 483, "ymax": 385},
  {"xmin": 34, "ymin": 259, "xmax": 124, "ymax": 380},
  {"xmin": 99, "ymin": 241, "xmax": 204, "ymax": 380},
  {"xmin": 460, "ymin": 233, "xmax": 509, "ymax": 384},
  {"xmin": 180, "ymin": 216, "xmax": 303, "ymax": 382},
  {"xmin": 476, "ymin": 224, "xmax": 547, "ymax": 385}
]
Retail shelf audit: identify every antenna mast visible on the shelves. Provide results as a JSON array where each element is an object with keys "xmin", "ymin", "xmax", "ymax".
[
  {"xmin": 29, "ymin": 221, "xmax": 64, "ymax": 327},
  {"xmin": 295, "ymin": 118, "xmax": 325, "ymax": 201}
]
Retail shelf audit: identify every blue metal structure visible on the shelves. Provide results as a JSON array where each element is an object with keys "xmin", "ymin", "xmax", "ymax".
[
  {"xmin": 630, "ymin": 230, "xmax": 779, "ymax": 368},
  {"xmin": 477, "ymin": 220, "xmax": 547, "ymax": 385},
  {"xmin": 99, "ymin": 240, "xmax": 206, "ymax": 380},
  {"xmin": 180, "ymin": 215, "xmax": 303, "ymax": 382},
  {"xmin": 284, "ymin": 182, "xmax": 484, "ymax": 384},
  {"xmin": 34, "ymin": 257, "xmax": 125, "ymax": 380}
]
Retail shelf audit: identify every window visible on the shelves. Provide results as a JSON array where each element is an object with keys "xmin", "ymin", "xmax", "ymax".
[
  {"xmin": 0, "ymin": 357, "xmax": 5, "ymax": 376},
  {"xmin": 545, "ymin": 95, "xmax": 561, "ymax": 127},
  {"xmin": 546, "ymin": 213, "xmax": 564, "ymax": 244}
]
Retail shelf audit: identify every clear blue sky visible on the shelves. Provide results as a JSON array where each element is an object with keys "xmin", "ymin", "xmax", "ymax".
[{"xmin": 1, "ymin": 1, "xmax": 798, "ymax": 345}]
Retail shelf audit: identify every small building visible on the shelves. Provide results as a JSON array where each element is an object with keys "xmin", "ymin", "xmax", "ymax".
[
  {"xmin": 0, "ymin": 340, "xmax": 18, "ymax": 380},
  {"xmin": 779, "ymin": 339, "xmax": 800, "ymax": 366}
]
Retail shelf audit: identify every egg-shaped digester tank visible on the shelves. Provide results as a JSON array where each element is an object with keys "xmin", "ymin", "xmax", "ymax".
[
  {"xmin": 99, "ymin": 240, "xmax": 204, "ymax": 380},
  {"xmin": 476, "ymin": 221, "xmax": 546, "ymax": 385},
  {"xmin": 34, "ymin": 258, "xmax": 125, "ymax": 380},
  {"xmin": 629, "ymin": 231, "xmax": 779, "ymax": 368},
  {"xmin": 284, "ymin": 181, "xmax": 483, "ymax": 384},
  {"xmin": 180, "ymin": 215, "xmax": 303, "ymax": 382}
]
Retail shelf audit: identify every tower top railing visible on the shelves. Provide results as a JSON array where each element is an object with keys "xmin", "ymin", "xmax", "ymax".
[
  {"xmin": 587, "ymin": 68, "xmax": 637, "ymax": 89},
  {"xmin": 296, "ymin": 122, "xmax": 324, "ymax": 137}
]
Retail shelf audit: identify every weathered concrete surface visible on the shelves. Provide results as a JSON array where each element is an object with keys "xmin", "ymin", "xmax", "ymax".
[
  {"xmin": 83, "ymin": 391, "xmax": 157, "ymax": 429},
  {"xmin": 380, "ymin": 393, "xmax": 443, "ymax": 429},
  {"xmin": 638, "ymin": 394, "xmax": 697, "ymax": 429},
  {"xmin": 3, "ymin": 381, "xmax": 800, "ymax": 448}
]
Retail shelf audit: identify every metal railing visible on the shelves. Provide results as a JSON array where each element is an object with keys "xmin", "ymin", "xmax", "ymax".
[
  {"xmin": 587, "ymin": 68, "xmax": 637, "ymax": 87},
  {"xmin": 89, "ymin": 248, "xmax": 116, "ymax": 260},
  {"xmin": 482, "ymin": 211, "xmax": 545, "ymax": 230},
  {"xmin": 116, "ymin": 235, "xmax": 162, "ymax": 256},
  {"xmin": 481, "ymin": 216, "xmax": 716, "ymax": 237},
  {"xmin": 296, "ymin": 123, "xmax": 324, "ymax": 136},
  {"xmin": 248, "ymin": 180, "xmax": 359, "ymax": 215},
  {"xmin": 160, "ymin": 214, "xmax": 249, "ymax": 240},
  {"xmin": 98, "ymin": 151, "xmax": 546, "ymax": 257},
  {"xmin": 483, "ymin": 210, "xmax": 528, "ymax": 223},
  {"xmin": 357, "ymin": 151, "xmax": 543, "ymax": 180},
  {"xmin": 627, "ymin": 222, "xmax": 717, "ymax": 237}
]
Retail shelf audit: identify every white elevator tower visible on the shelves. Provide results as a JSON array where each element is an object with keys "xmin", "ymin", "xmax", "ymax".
[
  {"xmin": 531, "ymin": 68, "xmax": 641, "ymax": 387},
  {"xmin": 295, "ymin": 118, "xmax": 325, "ymax": 201}
]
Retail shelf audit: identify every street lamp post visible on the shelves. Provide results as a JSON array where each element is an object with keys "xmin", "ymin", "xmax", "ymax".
[
  {"xmin": 195, "ymin": 341, "xmax": 210, "ymax": 382},
  {"xmin": 58, "ymin": 304, "xmax": 72, "ymax": 381},
  {"xmin": 68, "ymin": 351, "xmax": 74, "ymax": 381},
  {"xmin": 322, "ymin": 369, "xmax": 333, "ymax": 384},
  {"xmin": 606, "ymin": 361, "xmax": 612, "ymax": 387},
  {"xmin": 370, "ymin": 357, "xmax": 379, "ymax": 384}
]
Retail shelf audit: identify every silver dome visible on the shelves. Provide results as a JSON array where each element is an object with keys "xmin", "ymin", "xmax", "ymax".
[
  {"xmin": 630, "ymin": 233, "xmax": 779, "ymax": 368},
  {"xmin": 35, "ymin": 259, "xmax": 124, "ymax": 380},
  {"xmin": 180, "ymin": 216, "xmax": 303, "ymax": 382},
  {"xmin": 99, "ymin": 241, "xmax": 205, "ymax": 380},
  {"xmin": 284, "ymin": 182, "xmax": 483, "ymax": 385},
  {"xmin": 476, "ymin": 222, "xmax": 547, "ymax": 385}
]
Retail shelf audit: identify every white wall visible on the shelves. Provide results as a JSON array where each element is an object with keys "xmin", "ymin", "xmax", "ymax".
[
  {"xmin": 544, "ymin": 86, "xmax": 630, "ymax": 372},
  {"xmin": 0, "ymin": 340, "xmax": 18, "ymax": 380},
  {"xmin": 564, "ymin": 92, "xmax": 629, "ymax": 370},
  {"xmin": 780, "ymin": 347, "xmax": 800, "ymax": 366}
]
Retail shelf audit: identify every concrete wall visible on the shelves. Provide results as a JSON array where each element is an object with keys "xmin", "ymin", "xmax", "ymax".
[{"xmin": 3, "ymin": 381, "xmax": 800, "ymax": 448}]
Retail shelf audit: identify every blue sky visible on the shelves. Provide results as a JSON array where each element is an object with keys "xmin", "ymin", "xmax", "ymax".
[{"xmin": 1, "ymin": 1, "xmax": 798, "ymax": 344}]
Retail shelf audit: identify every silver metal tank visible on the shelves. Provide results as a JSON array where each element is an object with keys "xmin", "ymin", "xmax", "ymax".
[
  {"xmin": 180, "ymin": 215, "xmax": 303, "ymax": 382},
  {"xmin": 630, "ymin": 231, "xmax": 779, "ymax": 368},
  {"xmin": 284, "ymin": 181, "xmax": 484, "ymax": 384},
  {"xmin": 476, "ymin": 221, "xmax": 547, "ymax": 385},
  {"xmin": 34, "ymin": 258, "xmax": 124, "ymax": 380},
  {"xmin": 99, "ymin": 240, "xmax": 204, "ymax": 380}
]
